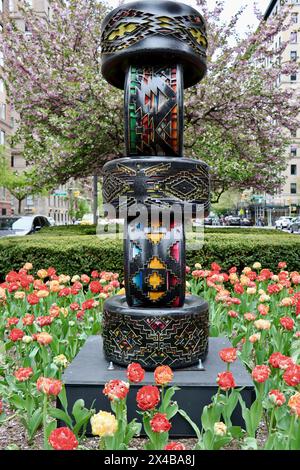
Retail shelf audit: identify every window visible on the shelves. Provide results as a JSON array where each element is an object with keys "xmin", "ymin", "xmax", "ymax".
[
  {"xmin": 11, "ymin": 155, "xmax": 14, "ymax": 167},
  {"xmin": 0, "ymin": 129, "xmax": 5, "ymax": 145},
  {"xmin": 291, "ymin": 128, "xmax": 297, "ymax": 137},
  {"xmin": 292, "ymin": 13, "xmax": 298, "ymax": 23},
  {"xmin": 0, "ymin": 52, "xmax": 4, "ymax": 67},
  {"xmin": 9, "ymin": 0, "xmax": 14, "ymax": 12},
  {"xmin": 0, "ymin": 79, "xmax": 4, "ymax": 93},
  {"xmin": 291, "ymin": 73, "xmax": 297, "ymax": 82},
  {"xmin": 291, "ymin": 164, "xmax": 297, "ymax": 175},
  {"xmin": 291, "ymin": 183, "xmax": 297, "ymax": 194},
  {"xmin": 26, "ymin": 195, "xmax": 33, "ymax": 206},
  {"xmin": 291, "ymin": 50, "xmax": 297, "ymax": 61},
  {"xmin": 1, "ymin": 208, "xmax": 6, "ymax": 216},
  {"xmin": 0, "ymin": 103, "xmax": 6, "ymax": 120},
  {"xmin": 291, "ymin": 147, "xmax": 297, "ymax": 157},
  {"xmin": 0, "ymin": 1, "xmax": 3, "ymax": 13},
  {"xmin": 291, "ymin": 32, "xmax": 298, "ymax": 43}
]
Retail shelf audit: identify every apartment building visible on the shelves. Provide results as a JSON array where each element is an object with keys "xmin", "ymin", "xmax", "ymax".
[
  {"xmin": 0, "ymin": 0, "xmax": 92, "ymax": 224},
  {"xmin": 262, "ymin": 0, "xmax": 300, "ymax": 218}
]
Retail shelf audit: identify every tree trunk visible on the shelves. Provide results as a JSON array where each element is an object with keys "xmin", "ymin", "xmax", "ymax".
[
  {"xmin": 93, "ymin": 175, "xmax": 98, "ymax": 225},
  {"xmin": 18, "ymin": 198, "xmax": 22, "ymax": 214}
]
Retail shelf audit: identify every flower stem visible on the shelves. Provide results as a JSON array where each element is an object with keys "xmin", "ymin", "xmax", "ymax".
[
  {"xmin": 269, "ymin": 407, "xmax": 275, "ymax": 434},
  {"xmin": 288, "ymin": 414, "xmax": 295, "ymax": 449},
  {"xmin": 42, "ymin": 394, "xmax": 48, "ymax": 450}
]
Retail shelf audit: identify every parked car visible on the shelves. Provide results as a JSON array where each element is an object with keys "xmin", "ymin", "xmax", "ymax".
[
  {"xmin": 240, "ymin": 217, "xmax": 252, "ymax": 226},
  {"xmin": 225, "ymin": 216, "xmax": 241, "ymax": 226},
  {"xmin": 46, "ymin": 216, "xmax": 55, "ymax": 226},
  {"xmin": 0, "ymin": 215, "xmax": 50, "ymax": 238},
  {"xmin": 204, "ymin": 216, "xmax": 219, "ymax": 226},
  {"xmin": 287, "ymin": 217, "xmax": 298, "ymax": 230},
  {"xmin": 275, "ymin": 216, "xmax": 293, "ymax": 230},
  {"xmin": 289, "ymin": 217, "xmax": 300, "ymax": 233},
  {"xmin": 0, "ymin": 216, "xmax": 21, "ymax": 238}
]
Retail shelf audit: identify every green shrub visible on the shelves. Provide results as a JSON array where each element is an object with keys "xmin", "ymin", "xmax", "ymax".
[
  {"xmin": 0, "ymin": 229, "xmax": 299, "ymax": 280},
  {"xmin": 38, "ymin": 224, "xmax": 97, "ymax": 236}
]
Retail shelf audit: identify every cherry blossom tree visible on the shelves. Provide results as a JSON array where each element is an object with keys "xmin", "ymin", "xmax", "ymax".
[{"xmin": 1, "ymin": 0, "xmax": 299, "ymax": 201}]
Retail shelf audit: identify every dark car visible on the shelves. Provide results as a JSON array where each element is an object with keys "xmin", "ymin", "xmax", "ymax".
[
  {"xmin": 289, "ymin": 217, "xmax": 300, "ymax": 234},
  {"xmin": 225, "ymin": 216, "xmax": 241, "ymax": 226},
  {"xmin": 240, "ymin": 218, "xmax": 252, "ymax": 226},
  {"xmin": 0, "ymin": 215, "xmax": 50, "ymax": 238}
]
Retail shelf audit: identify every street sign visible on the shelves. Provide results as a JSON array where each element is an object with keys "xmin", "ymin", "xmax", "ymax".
[{"xmin": 53, "ymin": 191, "xmax": 67, "ymax": 197}]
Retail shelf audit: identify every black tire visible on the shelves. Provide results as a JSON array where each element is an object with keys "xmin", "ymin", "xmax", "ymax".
[
  {"xmin": 103, "ymin": 294, "xmax": 209, "ymax": 369},
  {"xmin": 124, "ymin": 213, "xmax": 186, "ymax": 308}
]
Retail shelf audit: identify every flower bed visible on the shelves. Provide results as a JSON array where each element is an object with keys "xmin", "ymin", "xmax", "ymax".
[{"xmin": 0, "ymin": 261, "xmax": 299, "ymax": 450}]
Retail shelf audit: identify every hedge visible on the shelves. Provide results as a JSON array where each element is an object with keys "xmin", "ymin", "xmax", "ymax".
[{"xmin": 0, "ymin": 228, "xmax": 299, "ymax": 280}]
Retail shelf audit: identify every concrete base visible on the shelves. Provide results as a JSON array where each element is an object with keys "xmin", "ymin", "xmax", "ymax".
[{"xmin": 61, "ymin": 336, "xmax": 254, "ymax": 437}]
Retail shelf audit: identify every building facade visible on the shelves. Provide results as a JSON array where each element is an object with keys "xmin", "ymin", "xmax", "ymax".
[
  {"xmin": 262, "ymin": 0, "xmax": 300, "ymax": 220},
  {"xmin": 0, "ymin": 0, "xmax": 92, "ymax": 224}
]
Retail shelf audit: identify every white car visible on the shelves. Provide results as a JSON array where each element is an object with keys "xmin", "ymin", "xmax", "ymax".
[
  {"xmin": 0, "ymin": 215, "xmax": 51, "ymax": 237},
  {"xmin": 46, "ymin": 216, "xmax": 55, "ymax": 226},
  {"xmin": 275, "ymin": 217, "xmax": 293, "ymax": 230}
]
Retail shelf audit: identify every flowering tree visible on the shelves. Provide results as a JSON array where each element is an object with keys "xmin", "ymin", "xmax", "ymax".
[
  {"xmin": 0, "ymin": 149, "xmax": 44, "ymax": 213},
  {"xmin": 1, "ymin": 0, "xmax": 299, "ymax": 200}
]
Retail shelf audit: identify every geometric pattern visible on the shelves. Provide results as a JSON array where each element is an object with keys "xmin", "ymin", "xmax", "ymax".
[
  {"xmin": 102, "ymin": 157, "xmax": 210, "ymax": 217},
  {"xmin": 124, "ymin": 217, "xmax": 185, "ymax": 307},
  {"xmin": 101, "ymin": 8, "xmax": 207, "ymax": 58},
  {"xmin": 102, "ymin": 296, "xmax": 210, "ymax": 370},
  {"xmin": 125, "ymin": 65, "xmax": 183, "ymax": 156}
]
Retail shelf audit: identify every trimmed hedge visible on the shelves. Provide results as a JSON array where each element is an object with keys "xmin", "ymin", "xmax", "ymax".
[{"xmin": 0, "ymin": 228, "xmax": 300, "ymax": 279}]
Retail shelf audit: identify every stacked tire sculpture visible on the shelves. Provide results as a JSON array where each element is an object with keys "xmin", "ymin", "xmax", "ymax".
[{"xmin": 101, "ymin": 0, "xmax": 210, "ymax": 369}]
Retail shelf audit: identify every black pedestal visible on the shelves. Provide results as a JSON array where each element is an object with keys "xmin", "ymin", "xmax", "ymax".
[{"xmin": 61, "ymin": 336, "xmax": 254, "ymax": 437}]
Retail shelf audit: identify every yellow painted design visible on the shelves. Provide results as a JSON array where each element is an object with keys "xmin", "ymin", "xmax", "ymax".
[
  {"xmin": 158, "ymin": 16, "xmax": 172, "ymax": 28},
  {"xmin": 149, "ymin": 257, "xmax": 166, "ymax": 270},
  {"xmin": 148, "ymin": 272, "xmax": 162, "ymax": 289},
  {"xmin": 190, "ymin": 29, "xmax": 207, "ymax": 47},
  {"xmin": 149, "ymin": 291, "xmax": 164, "ymax": 301},
  {"xmin": 108, "ymin": 23, "xmax": 137, "ymax": 41},
  {"xmin": 158, "ymin": 16, "xmax": 171, "ymax": 22},
  {"xmin": 147, "ymin": 232, "xmax": 165, "ymax": 244}
]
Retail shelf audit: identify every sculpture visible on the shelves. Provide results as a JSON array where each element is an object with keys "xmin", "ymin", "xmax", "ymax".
[{"xmin": 101, "ymin": 0, "xmax": 210, "ymax": 369}]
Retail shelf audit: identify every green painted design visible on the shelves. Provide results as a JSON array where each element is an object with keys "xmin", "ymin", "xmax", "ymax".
[{"xmin": 129, "ymin": 67, "xmax": 137, "ymax": 153}]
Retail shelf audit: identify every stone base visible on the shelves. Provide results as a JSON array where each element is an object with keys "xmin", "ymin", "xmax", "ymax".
[
  {"xmin": 61, "ymin": 336, "xmax": 254, "ymax": 437},
  {"xmin": 102, "ymin": 295, "xmax": 209, "ymax": 369}
]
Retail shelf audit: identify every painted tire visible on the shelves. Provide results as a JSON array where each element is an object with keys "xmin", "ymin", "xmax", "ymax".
[
  {"xmin": 124, "ymin": 213, "xmax": 185, "ymax": 307},
  {"xmin": 125, "ymin": 65, "xmax": 183, "ymax": 157},
  {"xmin": 101, "ymin": 0, "xmax": 207, "ymax": 89},
  {"xmin": 103, "ymin": 294, "xmax": 209, "ymax": 369},
  {"xmin": 102, "ymin": 157, "xmax": 210, "ymax": 218}
]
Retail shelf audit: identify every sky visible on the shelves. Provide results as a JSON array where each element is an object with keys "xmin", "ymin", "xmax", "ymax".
[{"xmin": 106, "ymin": 0, "xmax": 272, "ymax": 35}]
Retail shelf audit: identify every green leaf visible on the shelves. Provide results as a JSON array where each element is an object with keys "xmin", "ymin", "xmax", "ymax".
[
  {"xmin": 159, "ymin": 386, "xmax": 180, "ymax": 414},
  {"xmin": 213, "ymin": 435, "xmax": 232, "ymax": 450},
  {"xmin": 57, "ymin": 387, "xmax": 68, "ymax": 412},
  {"xmin": 124, "ymin": 420, "xmax": 142, "ymax": 445},
  {"xmin": 48, "ymin": 406, "xmax": 72, "ymax": 427},
  {"xmin": 27, "ymin": 408, "xmax": 43, "ymax": 440},
  {"xmin": 229, "ymin": 425, "xmax": 244, "ymax": 439},
  {"xmin": 178, "ymin": 409, "xmax": 201, "ymax": 441},
  {"xmin": 241, "ymin": 437, "xmax": 258, "ymax": 450},
  {"xmin": 9, "ymin": 395, "xmax": 27, "ymax": 411}
]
